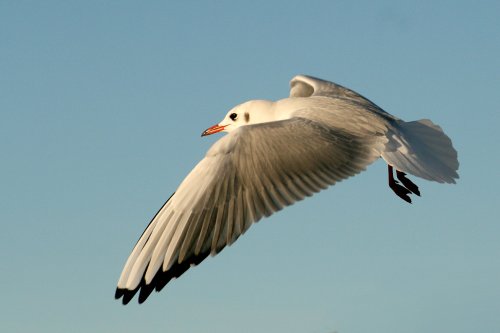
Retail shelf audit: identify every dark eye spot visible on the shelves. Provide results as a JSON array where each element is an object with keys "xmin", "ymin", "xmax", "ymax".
[
  {"xmin": 244, "ymin": 112, "xmax": 249, "ymax": 122},
  {"xmin": 229, "ymin": 113, "xmax": 238, "ymax": 121}
]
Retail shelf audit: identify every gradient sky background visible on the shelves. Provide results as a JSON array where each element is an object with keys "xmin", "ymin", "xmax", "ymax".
[{"xmin": 1, "ymin": 1, "xmax": 499, "ymax": 332}]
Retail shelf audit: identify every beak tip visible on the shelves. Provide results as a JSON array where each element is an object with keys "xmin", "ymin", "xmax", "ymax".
[{"xmin": 201, "ymin": 124, "xmax": 226, "ymax": 137}]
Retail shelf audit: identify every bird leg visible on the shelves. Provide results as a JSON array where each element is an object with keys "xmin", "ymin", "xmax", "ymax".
[
  {"xmin": 388, "ymin": 165, "xmax": 412, "ymax": 203},
  {"xmin": 396, "ymin": 170, "xmax": 420, "ymax": 196}
]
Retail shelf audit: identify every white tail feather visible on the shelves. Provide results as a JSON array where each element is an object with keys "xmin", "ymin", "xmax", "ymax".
[{"xmin": 382, "ymin": 119, "xmax": 459, "ymax": 183}]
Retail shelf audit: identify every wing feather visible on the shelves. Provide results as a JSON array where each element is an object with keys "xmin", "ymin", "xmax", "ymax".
[
  {"xmin": 115, "ymin": 116, "xmax": 385, "ymax": 304},
  {"xmin": 178, "ymin": 211, "xmax": 200, "ymax": 262},
  {"xmin": 289, "ymin": 75, "xmax": 397, "ymax": 121}
]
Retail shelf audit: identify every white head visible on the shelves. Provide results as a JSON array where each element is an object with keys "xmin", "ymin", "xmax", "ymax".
[{"xmin": 201, "ymin": 100, "xmax": 275, "ymax": 136}]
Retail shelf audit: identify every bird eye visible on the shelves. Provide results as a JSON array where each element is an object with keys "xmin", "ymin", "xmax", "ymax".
[{"xmin": 229, "ymin": 113, "xmax": 238, "ymax": 121}]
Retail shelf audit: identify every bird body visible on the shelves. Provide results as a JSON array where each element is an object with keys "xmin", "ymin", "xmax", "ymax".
[{"xmin": 115, "ymin": 75, "xmax": 459, "ymax": 304}]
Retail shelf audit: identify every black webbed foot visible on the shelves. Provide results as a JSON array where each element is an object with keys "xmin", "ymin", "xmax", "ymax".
[
  {"xmin": 396, "ymin": 171, "xmax": 421, "ymax": 196},
  {"xmin": 388, "ymin": 165, "xmax": 417, "ymax": 204},
  {"xmin": 389, "ymin": 180, "xmax": 412, "ymax": 203}
]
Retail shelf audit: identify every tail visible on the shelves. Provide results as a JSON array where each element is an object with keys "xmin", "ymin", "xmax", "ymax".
[{"xmin": 382, "ymin": 119, "xmax": 459, "ymax": 183}]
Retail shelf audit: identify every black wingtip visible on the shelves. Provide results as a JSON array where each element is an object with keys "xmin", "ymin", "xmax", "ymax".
[
  {"xmin": 138, "ymin": 283, "xmax": 156, "ymax": 304},
  {"xmin": 122, "ymin": 289, "xmax": 138, "ymax": 305},
  {"xmin": 115, "ymin": 287, "xmax": 139, "ymax": 305},
  {"xmin": 114, "ymin": 250, "xmax": 212, "ymax": 305},
  {"xmin": 114, "ymin": 288, "xmax": 123, "ymax": 299}
]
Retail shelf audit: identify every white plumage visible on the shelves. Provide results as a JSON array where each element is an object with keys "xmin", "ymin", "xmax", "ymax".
[{"xmin": 115, "ymin": 75, "xmax": 459, "ymax": 304}]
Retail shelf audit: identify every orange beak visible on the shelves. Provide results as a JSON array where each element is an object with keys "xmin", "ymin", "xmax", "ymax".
[{"xmin": 201, "ymin": 124, "xmax": 228, "ymax": 137}]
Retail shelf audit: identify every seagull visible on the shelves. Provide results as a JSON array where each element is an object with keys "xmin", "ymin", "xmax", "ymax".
[{"xmin": 115, "ymin": 75, "xmax": 459, "ymax": 304}]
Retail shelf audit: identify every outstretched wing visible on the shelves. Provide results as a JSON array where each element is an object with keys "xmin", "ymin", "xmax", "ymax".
[
  {"xmin": 115, "ymin": 117, "xmax": 385, "ymax": 304},
  {"xmin": 289, "ymin": 75, "xmax": 397, "ymax": 120}
]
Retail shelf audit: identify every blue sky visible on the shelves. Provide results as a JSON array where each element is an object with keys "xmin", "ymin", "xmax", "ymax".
[{"xmin": 1, "ymin": 1, "xmax": 499, "ymax": 332}]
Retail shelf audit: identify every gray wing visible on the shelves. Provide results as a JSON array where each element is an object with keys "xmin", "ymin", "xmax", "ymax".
[
  {"xmin": 289, "ymin": 75, "xmax": 397, "ymax": 120},
  {"xmin": 115, "ymin": 117, "xmax": 385, "ymax": 304}
]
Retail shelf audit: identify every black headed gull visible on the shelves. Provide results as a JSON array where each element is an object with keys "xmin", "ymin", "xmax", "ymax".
[{"xmin": 115, "ymin": 75, "xmax": 459, "ymax": 304}]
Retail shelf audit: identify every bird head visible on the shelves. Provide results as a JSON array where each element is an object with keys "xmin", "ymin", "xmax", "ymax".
[{"xmin": 201, "ymin": 100, "xmax": 275, "ymax": 136}]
